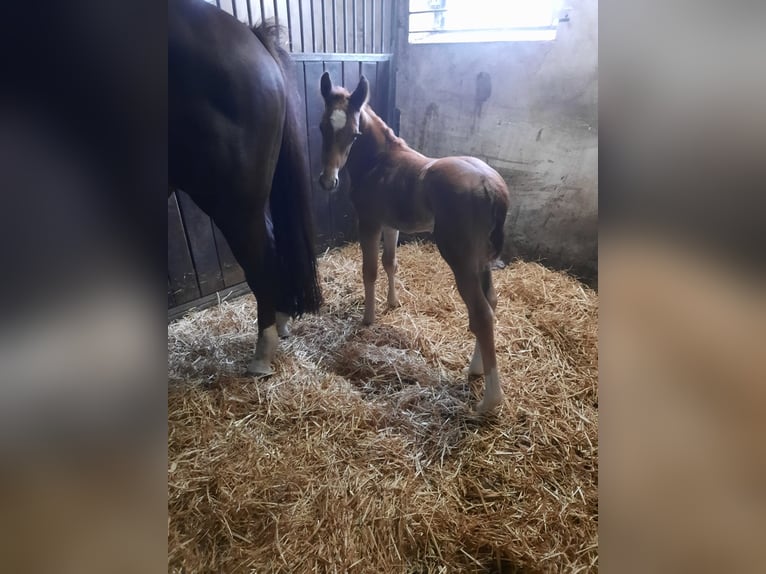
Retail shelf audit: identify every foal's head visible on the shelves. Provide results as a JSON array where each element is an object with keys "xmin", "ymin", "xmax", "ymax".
[{"xmin": 318, "ymin": 72, "xmax": 369, "ymax": 191}]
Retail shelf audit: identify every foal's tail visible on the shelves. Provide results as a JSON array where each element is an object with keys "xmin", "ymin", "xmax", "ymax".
[
  {"xmin": 488, "ymin": 181, "xmax": 510, "ymax": 260},
  {"xmin": 254, "ymin": 24, "xmax": 323, "ymax": 315}
]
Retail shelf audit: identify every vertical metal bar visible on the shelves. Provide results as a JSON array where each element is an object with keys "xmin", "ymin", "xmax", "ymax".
[
  {"xmin": 246, "ymin": 0, "xmax": 253, "ymax": 26},
  {"xmin": 321, "ymin": 0, "xmax": 326, "ymax": 52},
  {"xmin": 371, "ymin": 0, "xmax": 375, "ymax": 53},
  {"xmin": 389, "ymin": 0, "xmax": 394, "ymax": 52},
  {"xmin": 379, "ymin": 0, "xmax": 384, "ymax": 52},
  {"xmin": 215, "ymin": 0, "xmax": 221, "ymax": 10},
  {"xmin": 298, "ymin": 0, "xmax": 305, "ymax": 52},
  {"xmin": 362, "ymin": 0, "xmax": 366, "ymax": 53},
  {"xmin": 272, "ymin": 0, "xmax": 280, "ymax": 34},
  {"xmin": 332, "ymin": 0, "xmax": 337, "ymax": 53},
  {"xmin": 259, "ymin": 0, "xmax": 266, "ymax": 24},
  {"xmin": 286, "ymin": 0, "xmax": 293, "ymax": 51},
  {"xmin": 343, "ymin": 0, "xmax": 348, "ymax": 53},
  {"xmin": 310, "ymin": 0, "xmax": 317, "ymax": 52},
  {"xmin": 231, "ymin": 0, "xmax": 238, "ymax": 20},
  {"xmin": 352, "ymin": 0, "xmax": 357, "ymax": 52}
]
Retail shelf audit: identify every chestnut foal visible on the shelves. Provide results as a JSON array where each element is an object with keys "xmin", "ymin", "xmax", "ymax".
[{"xmin": 317, "ymin": 72, "xmax": 510, "ymax": 413}]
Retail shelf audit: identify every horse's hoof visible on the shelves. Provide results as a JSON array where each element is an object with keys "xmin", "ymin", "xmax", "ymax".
[
  {"xmin": 475, "ymin": 393, "xmax": 503, "ymax": 414},
  {"xmin": 466, "ymin": 364, "xmax": 484, "ymax": 377},
  {"xmin": 362, "ymin": 315, "xmax": 374, "ymax": 326},
  {"xmin": 246, "ymin": 360, "xmax": 274, "ymax": 378},
  {"xmin": 276, "ymin": 312, "xmax": 290, "ymax": 338},
  {"xmin": 387, "ymin": 297, "xmax": 400, "ymax": 308}
]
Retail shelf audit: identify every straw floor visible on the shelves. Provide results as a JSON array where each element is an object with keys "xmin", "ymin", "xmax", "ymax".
[{"xmin": 168, "ymin": 241, "xmax": 598, "ymax": 573}]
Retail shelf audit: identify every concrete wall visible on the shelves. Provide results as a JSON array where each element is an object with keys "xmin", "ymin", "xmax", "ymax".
[{"xmin": 393, "ymin": 0, "xmax": 598, "ymax": 284}]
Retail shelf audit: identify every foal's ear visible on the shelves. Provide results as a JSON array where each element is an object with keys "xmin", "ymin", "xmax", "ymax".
[
  {"xmin": 320, "ymin": 72, "xmax": 333, "ymax": 100},
  {"xmin": 349, "ymin": 76, "xmax": 369, "ymax": 110}
]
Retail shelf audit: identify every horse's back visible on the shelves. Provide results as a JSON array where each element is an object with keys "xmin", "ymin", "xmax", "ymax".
[
  {"xmin": 169, "ymin": 0, "xmax": 286, "ymax": 208},
  {"xmin": 424, "ymin": 156, "xmax": 508, "ymax": 198}
]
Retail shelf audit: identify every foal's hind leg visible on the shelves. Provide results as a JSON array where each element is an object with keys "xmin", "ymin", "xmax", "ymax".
[
  {"xmin": 359, "ymin": 222, "xmax": 382, "ymax": 325},
  {"xmin": 453, "ymin": 266, "xmax": 503, "ymax": 413},
  {"xmin": 469, "ymin": 266, "xmax": 498, "ymax": 375},
  {"xmin": 382, "ymin": 227, "xmax": 400, "ymax": 308}
]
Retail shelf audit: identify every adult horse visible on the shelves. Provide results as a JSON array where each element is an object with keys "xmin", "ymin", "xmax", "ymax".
[
  {"xmin": 170, "ymin": 0, "xmax": 322, "ymax": 375},
  {"xmin": 317, "ymin": 73, "xmax": 510, "ymax": 413}
]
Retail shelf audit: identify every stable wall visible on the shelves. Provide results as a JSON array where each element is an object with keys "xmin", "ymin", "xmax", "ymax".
[{"xmin": 394, "ymin": 0, "xmax": 598, "ymax": 284}]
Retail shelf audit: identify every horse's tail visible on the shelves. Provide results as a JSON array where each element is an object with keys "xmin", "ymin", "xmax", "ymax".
[
  {"xmin": 253, "ymin": 23, "xmax": 323, "ymax": 315},
  {"xmin": 488, "ymin": 181, "xmax": 510, "ymax": 260}
]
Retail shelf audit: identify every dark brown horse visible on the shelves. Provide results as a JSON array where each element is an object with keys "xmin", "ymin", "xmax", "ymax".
[
  {"xmin": 170, "ymin": 0, "xmax": 321, "ymax": 375},
  {"xmin": 317, "ymin": 73, "xmax": 510, "ymax": 413}
]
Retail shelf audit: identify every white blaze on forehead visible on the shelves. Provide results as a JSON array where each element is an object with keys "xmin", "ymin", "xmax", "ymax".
[{"xmin": 329, "ymin": 109, "xmax": 347, "ymax": 132}]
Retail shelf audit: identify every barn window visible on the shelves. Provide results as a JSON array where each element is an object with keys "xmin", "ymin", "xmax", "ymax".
[{"xmin": 408, "ymin": 0, "xmax": 566, "ymax": 44}]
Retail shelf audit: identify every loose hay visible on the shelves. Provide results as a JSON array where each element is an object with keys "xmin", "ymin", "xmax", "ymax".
[{"xmin": 168, "ymin": 241, "xmax": 598, "ymax": 573}]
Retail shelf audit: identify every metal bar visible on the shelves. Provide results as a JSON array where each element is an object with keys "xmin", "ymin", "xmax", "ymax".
[
  {"xmin": 371, "ymin": 0, "xmax": 375, "ymax": 53},
  {"xmin": 389, "ymin": 0, "xmax": 395, "ymax": 52},
  {"xmin": 409, "ymin": 26, "xmax": 558, "ymax": 34},
  {"xmin": 231, "ymin": 0, "xmax": 238, "ymax": 20},
  {"xmin": 272, "ymin": 0, "xmax": 280, "ymax": 35},
  {"xmin": 408, "ymin": 9, "xmax": 448, "ymax": 15},
  {"xmin": 298, "ymin": 0, "xmax": 305, "ymax": 52},
  {"xmin": 215, "ymin": 0, "xmax": 221, "ymax": 10},
  {"xmin": 286, "ymin": 0, "xmax": 293, "ymax": 50},
  {"xmin": 380, "ymin": 0, "xmax": 384, "ymax": 52},
  {"xmin": 310, "ymin": 0, "xmax": 317, "ymax": 52},
  {"xmin": 259, "ymin": 0, "xmax": 266, "ymax": 23},
  {"xmin": 321, "ymin": 0, "xmax": 326, "ymax": 52},
  {"xmin": 246, "ymin": 0, "xmax": 253, "ymax": 26},
  {"xmin": 332, "ymin": 0, "xmax": 337, "ymax": 52},
  {"xmin": 343, "ymin": 0, "xmax": 348, "ymax": 52},
  {"xmin": 362, "ymin": 0, "xmax": 366, "ymax": 52},
  {"xmin": 352, "ymin": 0, "xmax": 357, "ymax": 52},
  {"xmin": 291, "ymin": 52, "xmax": 391, "ymax": 61}
]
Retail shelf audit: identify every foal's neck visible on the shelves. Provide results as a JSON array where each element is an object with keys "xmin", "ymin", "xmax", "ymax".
[{"xmin": 359, "ymin": 106, "xmax": 405, "ymax": 155}]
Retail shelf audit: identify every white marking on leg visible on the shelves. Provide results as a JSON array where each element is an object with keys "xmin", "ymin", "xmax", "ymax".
[
  {"xmin": 329, "ymin": 109, "xmax": 347, "ymax": 132},
  {"xmin": 468, "ymin": 340, "xmax": 483, "ymax": 375},
  {"xmin": 276, "ymin": 312, "xmax": 290, "ymax": 338},
  {"xmin": 476, "ymin": 366, "xmax": 504, "ymax": 414},
  {"xmin": 383, "ymin": 228, "xmax": 400, "ymax": 308},
  {"xmin": 362, "ymin": 282, "xmax": 376, "ymax": 325},
  {"xmin": 247, "ymin": 324, "xmax": 278, "ymax": 376}
]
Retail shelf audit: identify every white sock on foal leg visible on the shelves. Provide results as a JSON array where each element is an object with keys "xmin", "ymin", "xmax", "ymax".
[
  {"xmin": 475, "ymin": 367, "xmax": 504, "ymax": 414},
  {"xmin": 468, "ymin": 340, "xmax": 483, "ymax": 375},
  {"xmin": 363, "ymin": 282, "xmax": 376, "ymax": 325},
  {"xmin": 247, "ymin": 324, "xmax": 278, "ymax": 376}
]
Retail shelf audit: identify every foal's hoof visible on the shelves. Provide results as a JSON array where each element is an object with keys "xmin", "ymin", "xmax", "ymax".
[
  {"xmin": 475, "ymin": 393, "xmax": 504, "ymax": 415},
  {"xmin": 466, "ymin": 363, "xmax": 484, "ymax": 377},
  {"xmin": 246, "ymin": 359, "xmax": 274, "ymax": 378}
]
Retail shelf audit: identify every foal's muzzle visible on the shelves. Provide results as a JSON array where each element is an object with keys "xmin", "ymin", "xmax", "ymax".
[{"xmin": 318, "ymin": 171, "xmax": 339, "ymax": 191}]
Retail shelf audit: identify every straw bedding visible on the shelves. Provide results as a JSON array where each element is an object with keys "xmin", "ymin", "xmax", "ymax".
[{"xmin": 168, "ymin": 241, "xmax": 598, "ymax": 573}]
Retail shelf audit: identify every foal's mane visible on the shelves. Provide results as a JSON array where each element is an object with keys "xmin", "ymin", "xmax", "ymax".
[{"xmin": 362, "ymin": 104, "xmax": 408, "ymax": 151}]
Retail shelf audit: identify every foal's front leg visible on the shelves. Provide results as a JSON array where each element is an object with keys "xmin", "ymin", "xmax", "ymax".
[
  {"xmin": 382, "ymin": 227, "xmax": 400, "ymax": 308},
  {"xmin": 359, "ymin": 223, "xmax": 382, "ymax": 325}
]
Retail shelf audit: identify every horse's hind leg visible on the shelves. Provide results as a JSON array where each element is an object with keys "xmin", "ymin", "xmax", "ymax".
[
  {"xmin": 359, "ymin": 221, "xmax": 382, "ymax": 325},
  {"xmin": 468, "ymin": 265, "xmax": 498, "ymax": 375},
  {"xmin": 435, "ymin": 224, "xmax": 503, "ymax": 412},
  {"xmin": 382, "ymin": 227, "xmax": 400, "ymax": 308},
  {"xmin": 215, "ymin": 207, "xmax": 280, "ymax": 376}
]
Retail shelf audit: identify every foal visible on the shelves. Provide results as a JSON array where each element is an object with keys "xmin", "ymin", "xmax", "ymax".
[{"xmin": 317, "ymin": 73, "xmax": 511, "ymax": 413}]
